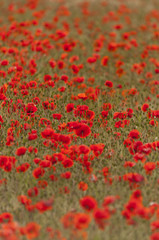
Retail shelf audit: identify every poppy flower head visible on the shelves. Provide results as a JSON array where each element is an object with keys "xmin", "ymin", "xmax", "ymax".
[
  {"xmin": 66, "ymin": 103, "xmax": 74, "ymax": 113},
  {"xmin": 74, "ymin": 213, "xmax": 91, "ymax": 230},
  {"xmin": 25, "ymin": 103, "xmax": 37, "ymax": 116},
  {"xmin": 62, "ymin": 158, "xmax": 74, "ymax": 168},
  {"xmin": 16, "ymin": 147, "xmax": 27, "ymax": 156},
  {"xmin": 80, "ymin": 196, "xmax": 97, "ymax": 211},
  {"xmin": 141, "ymin": 103, "xmax": 149, "ymax": 112},
  {"xmin": 104, "ymin": 80, "xmax": 113, "ymax": 88},
  {"xmin": 22, "ymin": 222, "xmax": 41, "ymax": 239},
  {"xmin": 128, "ymin": 129, "xmax": 140, "ymax": 139},
  {"xmin": 74, "ymin": 123, "xmax": 91, "ymax": 138},
  {"xmin": 41, "ymin": 128, "xmax": 54, "ymax": 139}
]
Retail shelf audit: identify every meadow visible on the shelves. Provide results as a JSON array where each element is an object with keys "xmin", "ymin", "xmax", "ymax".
[{"xmin": 0, "ymin": 0, "xmax": 159, "ymax": 239}]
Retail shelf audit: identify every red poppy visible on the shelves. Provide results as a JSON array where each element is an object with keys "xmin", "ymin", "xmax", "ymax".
[
  {"xmin": 103, "ymin": 195, "xmax": 120, "ymax": 206},
  {"xmin": 77, "ymin": 93, "xmax": 88, "ymax": 100},
  {"xmin": 39, "ymin": 160, "xmax": 51, "ymax": 168},
  {"xmin": 80, "ymin": 196, "xmax": 97, "ymax": 211},
  {"xmin": 41, "ymin": 128, "xmax": 54, "ymax": 139},
  {"xmin": 22, "ymin": 222, "xmax": 41, "ymax": 239},
  {"xmin": 18, "ymin": 195, "xmax": 31, "ymax": 206},
  {"xmin": 32, "ymin": 167, "xmax": 45, "ymax": 179},
  {"xmin": 36, "ymin": 198, "xmax": 54, "ymax": 213},
  {"xmin": 78, "ymin": 145, "xmax": 90, "ymax": 155},
  {"xmin": 71, "ymin": 64, "xmax": 79, "ymax": 74},
  {"xmin": 1, "ymin": 60, "xmax": 9, "ymax": 66},
  {"xmin": 61, "ymin": 212, "xmax": 76, "ymax": 229},
  {"xmin": 101, "ymin": 56, "xmax": 109, "ymax": 66},
  {"xmin": 25, "ymin": 103, "xmax": 37, "ymax": 116},
  {"xmin": 141, "ymin": 103, "xmax": 149, "ymax": 112},
  {"xmin": 44, "ymin": 74, "xmax": 52, "ymax": 82},
  {"xmin": 49, "ymin": 59, "xmax": 56, "ymax": 68},
  {"xmin": 37, "ymin": 180, "xmax": 48, "ymax": 189},
  {"xmin": 78, "ymin": 181, "xmax": 88, "ymax": 191},
  {"xmin": 28, "ymin": 131, "xmax": 38, "ymax": 141},
  {"xmin": 151, "ymin": 220, "xmax": 159, "ymax": 231},
  {"xmin": 128, "ymin": 129, "xmax": 140, "ymax": 139},
  {"xmin": 16, "ymin": 163, "xmax": 30, "ymax": 173},
  {"xmin": 61, "ymin": 171, "xmax": 71, "ymax": 179},
  {"xmin": 144, "ymin": 162, "xmax": 156, "ymax": 174},
  {"xmin": 27, "ymin": 187, "xmax": 39, "ymax": 198},
  {"xmin": 104, "ymin": 80, "xmax": 113, "ymax": 88},
  {"xmin": 66, "ymin": 103, "xmax": 74, "ymax": 112},
  {"xmin": 62, "ymin": 159, "xmax": 74, "ymax": 168},
  {"xmin": 16, "ymin": 147, "xmax": 27, "ymax": 156},
  {"xmin": 52, "ymin": 113, "xmax": 62, "ymax": 120},
  {"xmin": 74, "ymin": 123, "xmax": 91, "ymax": 138},
  {"xmin": 151, "ymin": 232, "xmax": 159, "ymax": 240},
  {"xmin": 74, "ymin": 213, "xmax": 91, "ymax": 230},
  {"xmin": 58, "ymin": 134, "xmax": 71, "ymax": 145},
  {"xmin": 93, "ymin": 208, "xmax": 110, "ymax": 229},
  {"xmin": 3, "ymin": 162, "xmax": 12, "ymax": 172},
  {"xmin": 61, "ymin": 75, "xmax": 68, "ymax": 82},
  {"xmin": 0, "ymin": 212, "xmax": 13, "ymax": 223}
]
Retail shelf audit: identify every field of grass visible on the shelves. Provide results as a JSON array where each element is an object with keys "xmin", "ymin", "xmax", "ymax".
[{"xmin": 0, "ymin": 0, "xmax": 159, "ymax": 239}]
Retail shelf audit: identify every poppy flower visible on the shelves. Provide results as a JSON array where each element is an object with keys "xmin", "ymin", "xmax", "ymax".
[
  {"xmin": 36, "ymin": 198, "xmax": 54, "ymax": 213},
  {"xmin": 101, "ymin": 56, "xmax": 109, "ymax": 66},
  {"xmin": 71, "ymin": 64, "xmax": 79, "ymax": 74},
  {"xmin": 101, "ymin": 110, "xmax": 109, "ymax": 118},
  {"xmin": 49, "ymin": 174, "xmax": 58, "ymax": 181},
  {"xmin": 0, "ymin": 212, "xmax": 13, "ymax": 223},
  {"xmin": 16, "ymin": 147, "xmax": 27, "ymax": 156},
  {"xmin": 3, "ymin": 162, "xmax": 12, "ymax": 172},
  {"xmin": 77, "ymin": 93, "xmax": 88, "ymax": 100},
  {"xmin": 0, "ymin": 156, "xmax": 7, "ymax": 168},
  {"xmin": 62, "ymin": 159, "xmax": 74, "ymax": 168},
  {"xmin": 22, "ymin": 222, "xmax": 41, "ymax": 239},
  {"xmin": 58, "ymin": 134, "xmax": 71, "ymax": 145},
  {"xmin": 74, "ymin": 123, "xmax": 91, "ymax": 138},
  {"xmin": 27, "ymin": 187, "xmax": 39, "ymax": 198},
  {"xmin": 80, "ymin": 196, "xmax": 97, "ymax": 211},
  {"xmin": 41, "ymin": 128, "xmax": 54, "ymax": 139},
  {"xmin": 32, "ymin": 167, "xmax": 45, "ymax": 179},
  {"xmin": 104, "ymin": 80, "xmax": 113, "ymax": 88},
  {"xmin": 61, "ymin": 171, "xmax": 71, "ymax": 179},
  {"xmin": 25, "ymin": 103, "xmax": 37, "ymax": 116},
  {"xmin": 151, "ymin": 220, "xmax": 159, "ymax": 231},
  {"xmin": 85, "ymin": 110, "xmax": 95, "ymax": 120},
  {"xmin": 52, "ymin": 113, "xmax": 62, "ymax": 120},
  {"xmin": 28, "ymin": 132, "xmax": 38, "ymax": 141},
  {"xmin": 1, "ymin": 60, "xmax": 9, "ymax": 66},
  {"xmin": 16, "ymin": 163, "xmax": 30, "ymax": 173},
  {"xmin": 78, "ymin": 181, "xmax": 88, "ymax": 191},
  {"xmin": 78, "ymin": 145, "xmax": 90, "ymax": 154},
  {"xmin": 49, "ymin": 59, "xmax": 56, "ymax": 68},
  {"xmin": 37, "ymin": 180, "xmax": 48, "ymax": 189},
  {"xmin": 87, "ymin": 57, "xmax": 97, "ymax": 64},
  {"xmin": 126, "ymin": 173, "xmax": 144, "ymax": 183},
  {"xmin": 144, "ymin": 162, "xmax": 156, "ymax": 174},
  {"xmin": 74, "ymin": 213, "xmax": 91, "ymax": 230},
  {"xmin": 128, "ymin": 129, "xmax": 140, "ymax": 139},
  {"xmin": 18, "ymin": 195, "xmax": 31, "ymax": 206},
  {"xmin": 141, "ymin": 103, "xmax": 149, "ymax": 112},
  {"xmin": 149, "ymin": 119, "xmax": 158, "ymax": 126},
  {"xmin": 103, "ymin": 195, "xmax": 120, "ymax": 206},
  {"xmin": 151, "ymin": 232, "xmax": 159, "ymax": 240},
  {"xmin": 61, "ymin": 212, "xmax": 76, "ymax": 229},
  {"xmin": 66, "ymin": 103, "xmax": 74, "ymax": 112},
  {"xmin": 39, "ymin": 160, "xmax": 51, "ymax": 168},
  {"xmin": 93, "ymin": 208, "xmax": 110, "ymax": 229},
  {"xmin": 32, "ymin": 97, "xmax": 40, "ymax": 105}
]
